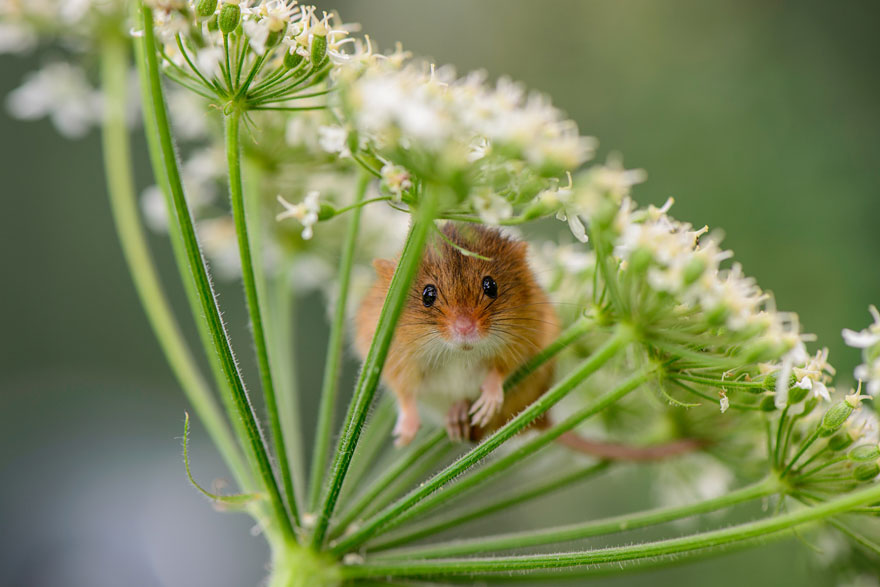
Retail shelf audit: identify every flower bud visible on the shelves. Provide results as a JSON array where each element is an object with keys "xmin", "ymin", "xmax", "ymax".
[
  {"xmin": 788, "ymin": 384, "xmax": 809, "ymax": 405},
  {"xmin": 206, "ymin": 13, "xmax": 219, "ymax": 31},
  {"xmin": 827, "ymin": 431, "xmax": 855, "ymax": 452},
  {"xmin": 310, "ymin": 34, "xmax": 328, "ymax": 65},
  {"xmin": 196, "ymin": 0, "xmax": 217, "ymax": 18},
  {"xmin": 284, "ymin": 50, "xmax": 304, "ymax": 70},
  {"xmin": 849, "ymin": 444, "xmax": 880, "ymax": 462},
  {"xmin": 628, "ymin": 248, "xmax": 653, "ymax": 275},
  {"xmin": 853, "ymin": 462, "xmax": 880, "ymax": 482},
  {"xmin": 819, "ymin": 401, "xmax": 854, "ymax": 436},
  {"xmin": 682, "ymin": 257, "xmax": 705, "ymax": 286},
  {"xmin": 759, "ymin": 395, "xmax": 778, "ymax": 412},
  {"xmin": 317, "ymin": 203, "xmax": 336, "ymax": 221},
  {"xmin": 219, "ymin": 3, "xmax": 241, "ymax": 34}
]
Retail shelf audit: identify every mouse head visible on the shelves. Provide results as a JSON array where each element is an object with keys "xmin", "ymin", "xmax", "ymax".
[{"xmin": 374, "ymin": 223, "xmax": 539, "ymax": 357}]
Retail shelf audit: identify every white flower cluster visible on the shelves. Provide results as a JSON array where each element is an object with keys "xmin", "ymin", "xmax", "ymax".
[
  {"xmin": 843, "ymin": 306, "xmax": 880, "ymax": 396},
  {"xmin": 613, "ymin": 200, "xmax": 800, "ymax": 349},
  {"xmin": 542, "ymin": 158, "xmax": 646, "ymax": 242},
  {"xmin": 343, "ymin": 64, "xmax": 594, "ymax": 174},
  {"xmin": 0, "ymin": 0, "xmax": 124, "ymax": 54},
  {"xmin": 148, "ymin": 0, "xmax": 355, "ymax": 102}
]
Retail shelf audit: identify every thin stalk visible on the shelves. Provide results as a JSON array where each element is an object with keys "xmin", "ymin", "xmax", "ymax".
[
  {"xmin": 225, "ymin": 110, "xmax": 298, "ymax": 526},
  {"xmin": 308, "ymin": 173, "xmax": 370, "ymax": 510},
  {"xmin": 134, "ymin": 11, "xmax": 256, "ymax": 492},
  {"xmin": 370, "ymin": 461, "xmax": 610, "ymax": 552},
  {"xmin": 342, "ymin": 481, "xmax": 880, "ymax": 578},
  {"xmin": 310, "ymin": 188, "xmax": 441, "ymax": 548},
  {"xmin": 358, "ymin": 442, "xmax": 458, "ymax": 524},
  {"xmin": 774, "ymin": 406, "xmax": 790, "ymax": 468},
  {"xmin": 377, "ymin": 476, "xmax": 779, "ymax": 559},
  {"xmin": 244, "ymin": 163, "xmax": 306, "ymax": 501},
  {"xmin": 332, "ymin": 430, "xmax": 447, "ymax": 537},
  {"xmin": 335, "ymin": 396, "xmax": 397, "ymax": 511},
  {"xmin": 781, "ymin": 428, "xmax": 821, "ymax": 477},
  {"xmin": 140, "ymin": 6, "xmax": 295, "ymax": 543},
  {"xmin": 99, "ymin": 35, "xmax": 248, "ymax": 486},
  {"xmin": 331, "ymin": 328, "xmax": 635, "ymax": 555}
]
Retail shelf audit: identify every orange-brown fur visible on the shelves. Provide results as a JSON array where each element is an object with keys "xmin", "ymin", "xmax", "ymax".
[{"xmin": 355, "ymin": 222, "xmax": 559, "ymax": 442}]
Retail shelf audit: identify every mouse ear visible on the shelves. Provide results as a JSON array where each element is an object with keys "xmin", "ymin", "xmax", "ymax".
[
  {"xmin": 373, "ymin": 258, "xmax": 397, "ymax": 281},
  {"xmin": 511, "ymin": 240, "xmax": 528, "ymax": 259}
]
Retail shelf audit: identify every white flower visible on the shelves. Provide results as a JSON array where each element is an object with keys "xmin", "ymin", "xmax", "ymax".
[
  {"xmin": 276, "ymin": 191, "xmax": 321, "ymax": 239},
  {"xmin": 5, "ymin": 62, "xmax": 102, "ymax": 138},
  {"xmin": 719, "ymin": 391, "xmax": 729, "ymax": 413},
  {"xmin": 472, "ymin": 188, "xmax": 512, "ymax": 225},
  {"xmin": 844, "ymin": 306, "xmax": 880, "ymax": 396},
  {"xmin": 0, "ymin": 22, "xmax": 37, "ymax": 54},
  {"xmin": 379, "ymin": 163, "xmax": 411, "ymax": 202},
  {"xmin": 317, "ymin": 125, "xmax": 351, "ymax": 157},
  {"xmin": 791, "ymin": 347, "xmax": 835, "ymax": 402}
]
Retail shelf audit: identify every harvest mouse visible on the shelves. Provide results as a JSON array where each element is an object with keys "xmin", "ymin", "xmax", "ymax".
[{"xmin": 356, "ymin": 222, "xmax": 701, "ymax": 460}]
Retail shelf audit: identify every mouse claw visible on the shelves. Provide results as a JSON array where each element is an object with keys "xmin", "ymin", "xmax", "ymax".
[
  {"xmin": 470, "ymin": 382, "xmax": 504, "ymax": 428},
  {"xmin": 446, "ymin": 399, "xmax": 472, "ymax": 442}
]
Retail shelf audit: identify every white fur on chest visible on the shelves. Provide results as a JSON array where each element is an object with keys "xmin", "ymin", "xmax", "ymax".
[{"xmin": 416, "ymin": 351, "xmax": 488, "ymax": 415}]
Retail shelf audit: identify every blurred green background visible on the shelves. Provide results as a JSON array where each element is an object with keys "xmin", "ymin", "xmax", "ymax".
[{"xmin": 1, "ymin": 1, "xmax": 878, "ymax": 585}]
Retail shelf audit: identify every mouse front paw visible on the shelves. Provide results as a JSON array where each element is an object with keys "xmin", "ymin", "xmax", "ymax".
[
  {"xmin": 470, "ymin": 371, "xmax": 504, "ymax": 428},
  {"xmin": 446, "ymin": 399, "xmax": 472, "ymax": 442},
  {"xmin": 393, "ymin": 404, "xmax": 420, "ymax": 447}
]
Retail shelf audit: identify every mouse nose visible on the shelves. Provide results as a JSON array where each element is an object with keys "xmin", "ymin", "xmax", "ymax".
[{"xmin": 451, "ymin": 315, "xmax": 478, "ymax": 338}]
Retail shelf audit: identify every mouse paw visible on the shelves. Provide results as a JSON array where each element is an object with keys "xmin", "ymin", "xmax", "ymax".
[
  {"xmin": 470, "ymin": 378, "xmax": 504, "ymax": 428},
  {"xmin": 446, "ymin": 399, "xmax": 472, "ymax": 442},
  {"xmin": 393, "ymin": 405, "xmax": 420, "ymax": 447}
]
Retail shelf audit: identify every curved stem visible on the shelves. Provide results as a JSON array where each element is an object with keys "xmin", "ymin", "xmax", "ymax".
[
  {"xmin": 140, "ymin": 5, "xmax": 295, "ymax": 543},
  {"xmin": 100, "ymin": 34, "xmax": 248, "ymax": 486},
  {"xmin": 377, "ymin": 476, "xmax": 779, "ymax": 559},
  {"xmin": 308, "ymin": 173, "xmax": 370, "ymax": 510},
  {"xmin": 310, "ymin": 187, "xmax": 441, "ymax": 548},
  {"xmin": 331, "ymin": 328, "xmax": 635, "ymax": 555},
  {"xmin": 342, "ymin": 481, "xmax": 880, "ymax": 577},
  {"xmin": 226, "ymin": 110, "xmax": 299, "ymax": 526}
]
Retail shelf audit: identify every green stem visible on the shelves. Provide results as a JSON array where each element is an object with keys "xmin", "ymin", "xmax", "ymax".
[
  {"xmin": 226, "ymin": 110, "xmax": 299, "ymax": 526},
  {"xmin": 781, "ymin": 428, "xmax": 821, "ymax": 477},
  {"xmin": 369, "ymin": 461, "xmax": 610, "ymax": 552},
  {"xmin": 342, "ymin": 481, "xmax": 880, "ymax": 578},
  {"xmin": 377, "ymin": 476, "xmax": 779, "ymax": 559},
  {"xmin": 330, "ymin": 328, "xmax": 635, "ymax": 555},
  {"xmin": 134, "ymin": 11, "xmax": 257, "ymax": 495},
  {"xmin": 99, "ymin": 35, "xmax": 248, "ymax": 486},
  {"xmin": 308, "ymin": 173, "xmax": 370, "ymax": 510},
  {"xmin": 140, "ymin": 5, "xmax": 295, "ymax": 543},
  {"xmin": 332, "ymin": 429, "xmax": 447, "ymax": 537},
  {"xmin": 334, "ymin": 395, "xmax": 397, "ymax": 511},
  {"xmin": 309, "ymin": 187, "xmax": 441, "ymax": 548}
]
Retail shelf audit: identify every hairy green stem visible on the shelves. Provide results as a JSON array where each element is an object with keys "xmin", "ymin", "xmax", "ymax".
[
  {"xmin": 140, "ymin": 5, "xmax": 295, "ymax": 543},
  {"xmin": 332, "ymin": 429, "xmax": 448, "ymax": 537},
  {"xmin": 331, "ymin": 328, "xmax": 634, "ymax": 555},
  {"xmin": 310, "ymin": 188, "xmax": 441, "ymax": 548},
  {"xmin": 308, "ymin": 173, "xmax": 370, "ymax": 510},
  {"xmin": 100, "ymin": 35, "xmax": 248, "ymax": 486},
  {"xmin": 370, "ymin": 461, "xmax": 610, "ymax": 552},
  {"xmin": 342, "ymin": 481, "xmax": 880, "ymax": 577},
  {"xmin": 378, "ymin": 476, "xmax": 779, "ymax": 558},
  {"xmin": 226, "ymin": 110, "xmax": 299, "ymax": 526},
  {"xmin": 335, "ymin": 396, "xmax": 397, "ymax": 511}
]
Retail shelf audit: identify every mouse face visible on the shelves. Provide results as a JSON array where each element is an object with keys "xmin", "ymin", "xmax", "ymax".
[{"xmin": 375, "ymin": 223, "xmax": 542, "ymax": 362}]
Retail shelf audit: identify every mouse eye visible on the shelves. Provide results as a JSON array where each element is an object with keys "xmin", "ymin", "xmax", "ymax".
[
  {"xmin": 422, "ymin": 284, "xmax": 437, "ymax": 307},
  {"xmin": 482, "ymin": 276, "xmax": 498, "ymax": 299}
]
